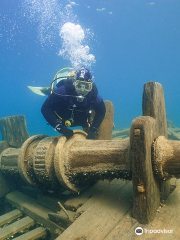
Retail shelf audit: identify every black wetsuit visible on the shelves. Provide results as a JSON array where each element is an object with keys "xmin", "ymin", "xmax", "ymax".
[{"xmin": 41, "ymin": 83, "xmax": 106, "ymax": 134}]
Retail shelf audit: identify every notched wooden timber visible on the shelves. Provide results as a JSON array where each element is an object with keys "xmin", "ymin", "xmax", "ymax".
[
  {"xmin": 0, "ymin": 115, "xmax": 29, "ymax": 148},
  {"xmin": 130, "ymin": 116, "xmax": 160, "ymax": 224},
  {"xmin": 143, "ymin": 81, "xmax": 170, "ymax": 200}
]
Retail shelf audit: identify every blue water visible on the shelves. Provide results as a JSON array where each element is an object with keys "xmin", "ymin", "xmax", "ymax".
[{"xmin": 0, "ymin": 0, "xmax": 180, "ymax": 140}]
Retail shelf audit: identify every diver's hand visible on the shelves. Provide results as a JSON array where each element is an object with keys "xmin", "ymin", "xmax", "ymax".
[
  {"xmin": 86, "ymin": 127, "xmax": 98, "ymax": 140},
  {"xmin": 55, "ymin": 124, "xmax": 73, "ymax": 139}
]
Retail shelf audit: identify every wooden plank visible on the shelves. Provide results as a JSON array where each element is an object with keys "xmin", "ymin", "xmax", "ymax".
[
  {"xmin": 13, "ymin": 227, "xmax": 47, "ymax": 240},
  {"xmin": 37, "ymin": 194, "xmax": 65, "ymax": 213},
  {"xmin": 64, "ymin": 191, "xmax": 91, "ymax": 211},
  {"xmin": 104, "ymin": 211, "xmax": 139, "ymax": 240},
  {"xmin": 104, "ymin": 180, "xmax": 180, "ymax": 240},
  {"xmin": 0, "ymin": 216, "xmax": 34, "ymax": 240},
  {"xmin": 0, "ymin": 209, "xmax": 22, "ymax": 227},
  {"xmin": 55, "ymin": 180, "xmax": 133, "ymax": 240},
  {"xmin": 0, "ymin": 171, "xmax": 15, "ymax": 198},
  {"xmin": 48, "ymin": 210, "xmax": 76, "ymax": 228},
  {"xmin": 5, "ymin": 191, "xmax": 64, "ymax": 239}
]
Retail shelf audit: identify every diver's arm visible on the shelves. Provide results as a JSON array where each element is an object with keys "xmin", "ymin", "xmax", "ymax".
[
  {"xmin": 41, "ymin": 85, "xmax": 68, "ymax": 128},
  {"xmin": 41, "ymin": 94, "xmax": 60, "ymax": 128},
  {"xmin": 41, "ymin": 92, "xmax": 73, "ymax": 139}
]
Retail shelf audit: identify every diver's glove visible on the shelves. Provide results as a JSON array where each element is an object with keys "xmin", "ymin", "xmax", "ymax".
[
  {"xmin": 86, "ymin": 127, "xmax": 98, "ymax": 140},
  {"xmin": 55, "ymin": 124, "xmax": 73, "ymax": 139}
]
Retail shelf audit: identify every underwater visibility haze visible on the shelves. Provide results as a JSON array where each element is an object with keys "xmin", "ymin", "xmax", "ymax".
[{"xmin": 0, "ymin": 0, "xmax": 180, "ymax": 139}]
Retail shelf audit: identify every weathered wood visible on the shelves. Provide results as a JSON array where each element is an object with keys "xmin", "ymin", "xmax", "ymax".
[
  {"xmin": 0, "ymin": 141, "xmax": 9, "ymax": 154},
  {"xmin": 0, "ymin": 148, "xmax": 19, "ymax": 174},
  {"xmin": 54, "ymin": 131, "xmax": 131, "ymax": 193},
  {"xmin": 13, "ymin": 227, "xmax": 47, "ymax": 240},
  {"xmin": 0, "ymin": 115, "xmax": 29, "ymax": 148},
  {"xmin": 48, "ymin": 210, "xmax": 76, "ymax": 228},
  {"xmin": 33, "ymin": 136, "xmax": 60, "ymax": 190},
  {"xmin": 5, "ymin": 191, "xmax": 64, "ymax": 238},
  {"xmin": 0, "ymin": 171, "xmax": 15, "ymax": 198},
  {"xmin": 104, "ymin": 179, "xmax": 180, "ymax": 240},
  {"xmin": 55, "ymin": 180, "xmax": 133, "ymax": 240},
  {"xmin": 142, "ymin": 81, "xmax": 167, "ymax": 137},
  {"xmin": 130, "ymin": 116, "xmax": 160, "ymax": 224},
  {"xmin": 64, "ymin": 192, "xmax": 91, "ymax": 211},
  {"xmin": 142, "ymin": 81, "xmax": 170, "ymax": 200},
  {"xmin": 37, "ymin": 194, "xmax": 65, "ymax": 213},
  {"xmin": 97, "ymin": 100, "xmax": 114, "ymax": 140},
  {"xmin": 19, "ymin": 186, "xmax": 42, "ymax": 199},
  {"xmin": 0, "ymin": 209, "xmax": 22, "ymax": 227},
  {"xmin": 68, "ymin": 139, "xmax": 130, "ymax": 173},
  {"xmin": 85, "ymin": 100, "xmax": 114, "ymax": 140},
  {"xmin": 18, "ymin": 135, "xmax": 47, "ymax": 188},
  {"xmin": 0, "ymin": 216, "xmax": 34, "ymax": 240},
  {"xmin": 112, "ymin": 123, "xmax": 180, "ymax": 141},
  {"xmin": 104, "ymin": 213, "xmax": 139, "ymax": 240}
]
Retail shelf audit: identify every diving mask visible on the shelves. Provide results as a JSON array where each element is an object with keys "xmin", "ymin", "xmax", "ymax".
[{"xmin": 74, "ymin": 80, "xmax": 93, "ymax": 96}]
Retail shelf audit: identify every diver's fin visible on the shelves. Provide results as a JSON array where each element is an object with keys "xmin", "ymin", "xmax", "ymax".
[{"xmin": 28, "ymin": 86, "xmax": 51, "ymax": 96}]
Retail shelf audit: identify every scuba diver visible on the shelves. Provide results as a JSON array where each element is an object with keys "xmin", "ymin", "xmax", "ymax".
[{"xmin": 41, "ymin": 67, "xmax": 106, "ymax": 139}]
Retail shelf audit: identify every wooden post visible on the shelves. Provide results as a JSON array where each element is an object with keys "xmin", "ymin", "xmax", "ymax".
[
  {"xmin": 130, "ymin": 116, "xmax": 160, "ymax": 224},
  {"xmin": 142, "ymin": 81, "xmax": 170, "ymax": 200},
  {"xmin": 0, "ymin": 141, "xmax": 9, "ymax": 155},
  {"xmin": 0, "ymin": 115, "xmax": 29, "ymax": 148},
  {"xmin": 87, "ymin": 100, "xmax": 114, "ymax": 140},
  {"xmin": 142, "ymin": 81, "xmax": 167, "ymax": 137},
  {"xmin": 0, "ymin": 172, "xmax": 15, "ymax": 198},
  {"xmin": 130, "ymin": 81, "xmax": 170, "ymax": 223},
  {"xmin": 97, "ymin": 101, "xmax": 114, "ymax": 140},
  {"xmin": 0, "ymin": 115, "xmax": 29, "ymax": 198}
]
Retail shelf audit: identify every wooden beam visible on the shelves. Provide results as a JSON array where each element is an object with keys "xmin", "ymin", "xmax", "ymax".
[
  {"xmin": 54, "ymin": 180, "xmax": 133, "ymax": 240},
  {"xmin": 130, "ymin": 116, "xmax": 160, "ymax": 224},
  {"xmin": 0, "ymin": 209, "xmax": 22, "ymax": 227},
  {"xmin": 5, "ymin": 191, "xmax": 63, "ymax": 238},
  {"xmin": 0, "ymin": 216, "xmax": 34, "ymax": 240},
  {"xmin": 142, "ymin": 81, "xmax": 167, "ymax": 137},
  {"xmin": 13, "ymin": 227, "xmax": 47, "ymax": 240},
  {"xmin": 142, "ymin": 81, "xmax": 170, "ymax": 200}
]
